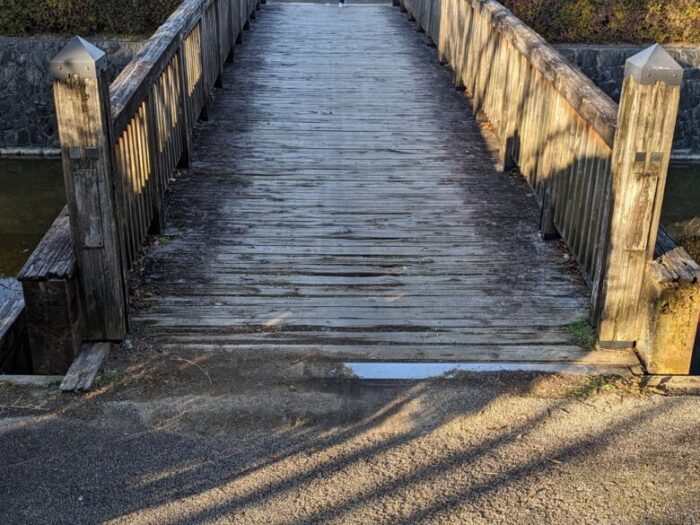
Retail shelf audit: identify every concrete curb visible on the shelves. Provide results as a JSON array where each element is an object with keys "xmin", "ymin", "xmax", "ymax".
[
  {"xmin": 642, "ymin": 375, "xmax": 700, "ymax": 395},
  {"xmin": 0, "ymin": 147, "xmax": 61, "ymax": 158}
]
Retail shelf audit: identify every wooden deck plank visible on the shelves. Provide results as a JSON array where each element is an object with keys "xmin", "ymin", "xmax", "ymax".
[
  {"xmin": 60, "ymin": 343, "xmax": 111, "ymax": 393},
  {"xmin": 134, "ymin": 4, "xmax": 634, "ymax": 368}
]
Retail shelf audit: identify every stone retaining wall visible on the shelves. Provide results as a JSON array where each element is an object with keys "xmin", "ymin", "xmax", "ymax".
[
  {"xmin": 0, "ymin": 37, "xmax": 142, "ymax": 149},
  {"xmin": 557, "ymin": 44, "xmax": 700, "ymax": 156},
  {"xmin": 1, "ymin": 38, "xmax": 698, "ymax": 155}
]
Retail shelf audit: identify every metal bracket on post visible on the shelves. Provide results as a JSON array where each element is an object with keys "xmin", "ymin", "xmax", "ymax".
[
  {"xmin": 624, "ymin": 44, "xmax": 684, "ymax": 87},
  {"xmin": 594, "ymin": 44, "xmax": 683, "ymax": 344},
  {"xmin": 50, "ymin": 36, "xmax": 128, "ymax": 342},
  {"xmin": 50, "ymin": 36, "xmax": 107, "ymax": 80}
]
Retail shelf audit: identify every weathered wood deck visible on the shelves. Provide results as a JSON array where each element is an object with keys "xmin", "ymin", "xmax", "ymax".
[{"xmin": 133, "ymin": 3, "xmax": 636, "ymax": 368}]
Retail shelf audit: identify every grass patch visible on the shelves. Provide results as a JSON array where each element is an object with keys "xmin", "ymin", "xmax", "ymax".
[
  {"xmin": 0, "ymin": 1, "xmax": 181, "ymax": 37},
  {"xmin": 566, "ymin": 376, "xmax": 622, "ymax": 398},
  {"xmin": 44, "ymin": 379, "xmax": 62, "ymax": 389},
  {"xmin": 95, "ymin": 369, "xmax": 121, "ymax": 387},
  {"xmin": 566, "ymin": 320, "xmax": 597, "ymax": 349}
]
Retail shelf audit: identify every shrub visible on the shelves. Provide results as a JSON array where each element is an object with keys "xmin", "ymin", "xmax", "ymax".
[
  {"xmin": 500, "ymin": 0, "xmax": 700, "ymax": 44},
  {"xmin": 0, "ymin": 0, "xmax": 698, "ymax": 43},
  {"xmin": 0, "ymin": 0, "xmax": 182, "ymax": 37}
]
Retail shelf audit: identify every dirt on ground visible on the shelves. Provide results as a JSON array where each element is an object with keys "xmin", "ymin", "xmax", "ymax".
[{"xmin": 1, "ymin": 340, "xmax": 699, "ymax": 525}]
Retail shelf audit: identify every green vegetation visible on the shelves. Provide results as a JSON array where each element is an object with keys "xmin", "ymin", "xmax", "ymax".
[
  {"xmin": 1, "ymin": 0, "xmax": 697, "ymax": 43},
  {"xmin": 566, "ymin": 320, "xmax": 597, "ymax": 349},
  {"xmin": 95, "ymin": 368, "xmax": 121, "ymax": 387},
  {"xmin": 566, "ymin": 375, "xmax": 629, "ymax": 398},
  {"xmin": 501, "ymin": 0, "xmax": 700, "ymax": 44},
  {"xmin": 0, "ymin": 0, "xmax": 181, "ymax": 37}
]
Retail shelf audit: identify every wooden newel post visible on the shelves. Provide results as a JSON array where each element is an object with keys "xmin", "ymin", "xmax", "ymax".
[
  {"xmin": 50, "ymin": 37, "xmax": 128, "ymax": 341},
  {"xmin": 595, "ymin": 45, "xmax": 683, "ymax": 344}
]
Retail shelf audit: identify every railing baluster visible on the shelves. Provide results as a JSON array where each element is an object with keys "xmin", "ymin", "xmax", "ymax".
[
  {"xmin": 146, "ymin": 89, "xmax": 165, "ymax": 234},
  {"xmin": 178, "ymin": 39, "xmax": 193, "ymax": 168}
]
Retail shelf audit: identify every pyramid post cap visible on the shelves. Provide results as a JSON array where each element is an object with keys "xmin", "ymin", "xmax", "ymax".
[
  {"xmin": 624, "ymin": 44, "xmax": 684, "ymax": 86},
  {"xmin": 50, "ymin": 36, "xmax": 107, "ymax": 80}
]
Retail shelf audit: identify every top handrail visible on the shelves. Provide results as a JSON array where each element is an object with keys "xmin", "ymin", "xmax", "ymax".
[{"xmin": 110, "ymin": 0, "xmax": 210, "ymax": 136}]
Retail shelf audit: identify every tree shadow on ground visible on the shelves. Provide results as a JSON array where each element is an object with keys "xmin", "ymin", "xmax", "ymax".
[{"xmin": 0, "ymin": 352, "xmax": 696, "ymax": 524}]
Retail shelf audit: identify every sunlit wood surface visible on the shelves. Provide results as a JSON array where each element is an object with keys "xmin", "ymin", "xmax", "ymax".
[{"xmin": 133, "ymin": 4, "xmax": 636, "ymax": 367}]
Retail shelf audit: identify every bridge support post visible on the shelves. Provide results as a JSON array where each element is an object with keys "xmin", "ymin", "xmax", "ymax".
[
  {"xmin": 539, "ymin": 190, "xmax": 559, "ymax": 241},
  {"xmin": 228, "ymin": 0, "xmax": 238, "ymax": 60},
  {"xmin": 50, "ymin": 37, "xmax": 128, "ymax": 341},
  {"xmin": 177, "ymin": 39, "xmax": 193, "ymax": 169},
  {"xmin": 594, "ymin": 45, "xmax": 683, "ymax": 346},
  {"xmin": 201, "ymin": 99, "xmax": 211, "ymax": 121},
  {"xmin": 213, "ymin": 0, "xmax": 225, "ymax": 88},
  {"xmin": 145, "ymin": 92, "xmax": 166, "ymax": 234},
  {"xmin": 199, "ymin": 5, "xmax": 213, "ymax": 122}
]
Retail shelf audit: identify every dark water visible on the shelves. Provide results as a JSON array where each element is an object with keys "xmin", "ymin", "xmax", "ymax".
[
  {"xmin": 662, "ymin": 162, "xmax": 700, "ymax": 227},
  {"xmin": 0, "ymin": 160, "xmax": 65, "ymax": 278}
]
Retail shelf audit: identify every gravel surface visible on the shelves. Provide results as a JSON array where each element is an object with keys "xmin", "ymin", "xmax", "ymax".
[{"xmin": 1, "ymin": 346, "xmax": 699, "ymax": 524}]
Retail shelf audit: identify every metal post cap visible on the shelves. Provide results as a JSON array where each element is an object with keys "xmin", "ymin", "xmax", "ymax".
[
  {"xmin": 50, "ymin": 36, "xmax": 107, "ymax": 80},
  {"xmin": 624, "ymin": 44, "xmax": 684, "ymax": 86}
]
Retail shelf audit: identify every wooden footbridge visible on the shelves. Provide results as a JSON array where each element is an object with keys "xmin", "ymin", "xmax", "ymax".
[{"xmin": 6, "ymin": 0, "xmax": 700, "ymax": 383}]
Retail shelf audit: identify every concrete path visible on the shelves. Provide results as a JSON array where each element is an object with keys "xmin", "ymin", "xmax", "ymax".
[{"xmin": 0, "ymin": 347, "xmax": 699, "ymax": 524}]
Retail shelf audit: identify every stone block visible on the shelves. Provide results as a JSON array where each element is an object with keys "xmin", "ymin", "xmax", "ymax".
[
  {"xmin": 556, "ymin": 43, "xmax": 700, "ymax": 155},
  {"xmin": 0, "ymin": 36, "xmax": 143, "ymax": 150}
]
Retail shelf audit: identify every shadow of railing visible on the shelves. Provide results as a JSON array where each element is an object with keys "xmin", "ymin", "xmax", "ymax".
[{"xmin": 1, "ymin": 361, "xmax": 693, "ymax": 522}]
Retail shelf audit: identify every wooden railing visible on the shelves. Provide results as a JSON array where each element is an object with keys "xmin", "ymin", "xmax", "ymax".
[
  {"xmin": 416, "ymin": 0, "xmax": 618, "ymax": 293},
  {"xmin": 399, "ymin": 0, "xmax": 699, "ymax": 373},
  {"xmin": 18, "ymin": 0, "xmax": 260, "ymax": 373},
  {"xmin": 14, "ymin": 0, "xmax": 699, "ymax": 375},
  {"xmin": 109, "ymin": 0, "xmax": 257, "ymax": 274}
]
